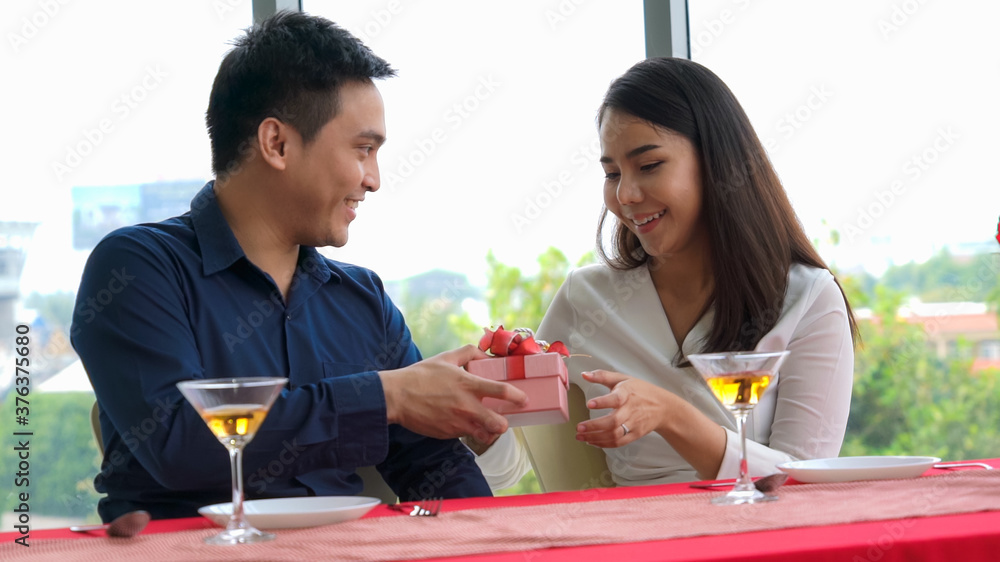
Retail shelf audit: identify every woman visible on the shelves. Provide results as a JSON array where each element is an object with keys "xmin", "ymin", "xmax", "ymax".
[{"xmin": 475, "ymin": 57, "xmax": 857, "ymax": 488}]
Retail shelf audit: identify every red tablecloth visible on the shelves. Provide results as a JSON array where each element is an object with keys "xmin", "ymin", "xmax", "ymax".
[{"xmin": 4, "ymin": 459, "xmax": 1000, "ymax": 561}]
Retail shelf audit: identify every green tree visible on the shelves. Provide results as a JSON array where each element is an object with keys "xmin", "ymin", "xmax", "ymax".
[
  {"xmin": 484, "ymin": 247, "xmax": 594, "ymax": 332},
  {"xmin": 987, "ymin": 256, "xmax": 1000, "ymax": 320},
  {"xmin": 843, "ymin": 285, "xmax": 1000, "ymax": 460},
  {"xmin": 402, "ymin": 249, "xmax": 596, "ymax": 354},
  {"xmin": 0, "ymin": 392, "xmax": 102, "ymax": 520},
  {"xmin": 843, "ymin": 286, "xmax": 923, "ymax": 453},
  {"xmin": 880, "ymin": 249, "xmax": 999, "ymax": 303},
  {"xmin": 397, "ymin": 270, "xmax": 483, "ymax": 357},
  {"xmin": 823, "ymin": 229, "xmax": 1000, "ymax": 461},
  {"xmin": 402, "ymin": 293, "xmax": 475, "ymax": 358}
]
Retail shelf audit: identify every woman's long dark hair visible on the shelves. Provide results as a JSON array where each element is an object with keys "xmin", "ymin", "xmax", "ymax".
[{"xmin": 596, "ymin": 57, "xmax": 859, "ymax": 351}]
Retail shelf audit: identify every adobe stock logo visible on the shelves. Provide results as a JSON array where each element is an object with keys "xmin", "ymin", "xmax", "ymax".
[
  {"xmin": 7, "ymin": 0, "xmax": 71, "ymax": 53},
  {"xmin": 352, "ymin": 0, "xmax": 404, "ymax": 43},
  {"xmin": 689, "ymin": 0, "xmax": 755, "ymax": 58},
  {"xmin": 381, "ymin": 75, "xmax": 500, "ymax": 193},
  {"xmin": 211, "ymin": 0, "xmax": 245, "ymax": 19},
  {"xmin": 510, "ymin": 136, "xmax": 600, "ymax": 234},
  {"xmin": 544, "ymin": 0, "xmax": 588, "ymax": 30},
  {"xmin": 878, "ymin": 0, "xmax": 930, "ymax": 40},
  {"xmin": 71, "ymin": 268, "xmax": 136, "ymax": 336},
  {"xmin": 762, "ymin": 84, "xmax": 834, "ymax": 154}
]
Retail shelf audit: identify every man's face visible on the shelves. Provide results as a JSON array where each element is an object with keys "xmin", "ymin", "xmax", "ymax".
[{"xmin": 284, "ymin": 80, "xmax": 386, "ymax": 248}]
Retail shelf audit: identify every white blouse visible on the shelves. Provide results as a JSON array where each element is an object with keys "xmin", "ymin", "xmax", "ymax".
[{"xmin": 475, "ymin": 262, "xmax": 854, "ymax": 488}]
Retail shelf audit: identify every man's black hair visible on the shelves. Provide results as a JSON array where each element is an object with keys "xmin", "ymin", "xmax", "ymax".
[{"xmin": 206, "ymin": 11, "xmax": 395, "ymax": 177}]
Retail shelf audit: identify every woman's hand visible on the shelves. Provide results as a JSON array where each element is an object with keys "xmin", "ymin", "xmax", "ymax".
[
  {"xmin": 577, "ymin": 370, "xmax": 728, "ymax": 478},
  {"xmin": 575, "ymin": 370, "xmax": 676, "ymax": 448}
]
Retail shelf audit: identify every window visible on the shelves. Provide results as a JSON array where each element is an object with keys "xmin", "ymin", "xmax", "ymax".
[
  {"xmin": 981, "ymin": 340, "xmax": 1000, "ymax": 360},
  {"xmin": 304, "ymin": 0, "xmax": 646, "ymax": 283},
  {"xmin": 687, "ymin": 0, "xmax": 998, "ymax": 275},
  {"xmin": 9, "ymin": 0, "xmax": 994, "ymax": 528},
  {"xmin": 5, "ymin": 0, "xmax": 646, "ymax": 527},
  {"xmin": 2, "ymin": 0, "xmax": 253, "ymax": 528}
]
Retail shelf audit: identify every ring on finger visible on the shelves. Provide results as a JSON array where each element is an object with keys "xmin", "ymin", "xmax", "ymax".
[{"xmin": 621, "ymin": 423, "xmax": 630, "ymax": 436}]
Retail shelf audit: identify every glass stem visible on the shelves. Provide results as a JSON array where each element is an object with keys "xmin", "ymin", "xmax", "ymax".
[
  {"xmin": 733, "ymin": 410, "xmax": 755, "ymax": 492},
  {"xmin": 227, "ymin": 443, "xmax": 248, "ymax": 531}
]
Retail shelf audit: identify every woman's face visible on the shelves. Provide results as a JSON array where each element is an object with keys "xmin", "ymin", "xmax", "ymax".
[{"xmin": 599, "ymin": 109, "xmax": 708, "ymax": 261}]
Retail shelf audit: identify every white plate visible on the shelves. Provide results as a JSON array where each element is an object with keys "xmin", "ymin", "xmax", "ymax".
[
  {"xmin": 199, "ymin": 496, "xmax": 380, "ymax": 529},
  {"xmin": 776, "ymin": 456, "xmax": 941, "ymax": 483}
]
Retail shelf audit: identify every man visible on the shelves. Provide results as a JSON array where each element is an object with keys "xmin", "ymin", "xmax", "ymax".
[{"xmin": 71, "ymin": 11, "xmax": 525, "ymax": 522}]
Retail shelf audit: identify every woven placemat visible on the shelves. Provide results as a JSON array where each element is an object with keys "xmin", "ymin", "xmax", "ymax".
[{"xmin": 4, "ymin": 470, "xmax": 999, "ymax": 561}]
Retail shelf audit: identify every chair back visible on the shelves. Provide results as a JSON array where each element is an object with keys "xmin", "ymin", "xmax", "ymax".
[
  {"xmin": 356, "ymin": 465, "xmax": 397, "ymax": 504},
  {"xmin": 90, "ymin": 400, "xmax": 104, "ymax": 454},
  {"xmin": 517, "ymin": 383, "xmax": 615, "ymax": 492}
]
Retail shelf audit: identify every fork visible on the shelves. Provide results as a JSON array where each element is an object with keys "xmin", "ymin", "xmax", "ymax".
[{"xmin": 388, "ymin": 497, "xmax": 443, "ymax": 517}]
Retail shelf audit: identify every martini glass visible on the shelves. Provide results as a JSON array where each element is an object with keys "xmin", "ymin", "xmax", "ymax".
[
  {"xmin": 177, "ymin": 377, "xmax": 287, "ymax": 545},
  {"xmin": 687, "ymin": 351, "xmax": 788, "ymax": 505}
]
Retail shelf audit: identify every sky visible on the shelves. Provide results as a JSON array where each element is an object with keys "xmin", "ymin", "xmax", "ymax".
[{"xmin": 2, "ymin": 0, "xmax": 999, "ymax": 298}]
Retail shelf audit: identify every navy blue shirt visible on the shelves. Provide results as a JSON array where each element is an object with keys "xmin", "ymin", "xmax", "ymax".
[{"xmin": 71, "ymin": 182, "xmax": 490, "ymax": 522}]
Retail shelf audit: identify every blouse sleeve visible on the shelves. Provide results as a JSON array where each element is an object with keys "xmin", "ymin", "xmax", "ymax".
[
  {"xmin": 471, "ymin": 430, "xmax": 532, "ymax": 490},
  {"xmin": 716, "ymin": 272, "xmax": 855, "ymax": 478}
]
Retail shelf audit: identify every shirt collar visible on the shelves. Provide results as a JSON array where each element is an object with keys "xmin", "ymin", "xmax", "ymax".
[
  {"xmin": 190, "ymin": 182, "xmax": 245, "ymax": 276},
  {"xmin": 189, "ymin": 181, "xmax": 338, "ymax": 284},
  {"xmin": 298, "ymin": 246, "xmax": 337, "ymax": 284}
]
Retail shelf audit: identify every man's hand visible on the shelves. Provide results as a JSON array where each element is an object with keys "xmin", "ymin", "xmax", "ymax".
[
  {"xmin": 379, "ymin": 345, "xmax": 528, "ymax": 440},
  {"xmin": 461, "ymin": 431, "xmax": 501, "ymax": 456}
]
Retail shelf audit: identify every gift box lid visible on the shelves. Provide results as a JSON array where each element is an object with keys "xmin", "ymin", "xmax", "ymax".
[{"xmin": 467, "ymin": 353, "xmax": 567, "ymax": 385}]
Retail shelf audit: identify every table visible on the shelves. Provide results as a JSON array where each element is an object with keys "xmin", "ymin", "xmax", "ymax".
[{"xmin": 3, "ymin": 459, "xmax": 1000, "ymax": 561}]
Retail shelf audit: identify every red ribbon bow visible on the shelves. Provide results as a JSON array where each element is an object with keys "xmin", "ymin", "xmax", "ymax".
[{"xmin": 478, "ymin": 325, "xmax": 569, "ymax": 357}]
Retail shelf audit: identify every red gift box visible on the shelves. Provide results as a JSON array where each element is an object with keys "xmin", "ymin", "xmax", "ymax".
[{"xmin": 466, "ymin": 327, "xmax": 570, "ymax": 427}]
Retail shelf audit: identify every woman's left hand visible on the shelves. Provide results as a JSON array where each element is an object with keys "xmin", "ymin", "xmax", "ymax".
[{"xmin": 575, "ymin": 370, "xmax": 675, "ymax": 448}]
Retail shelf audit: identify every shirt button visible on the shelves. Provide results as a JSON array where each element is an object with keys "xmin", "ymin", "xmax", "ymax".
[{"xmin": 286, "ymin": 314, "xmax": 292, "ymax": 321}]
